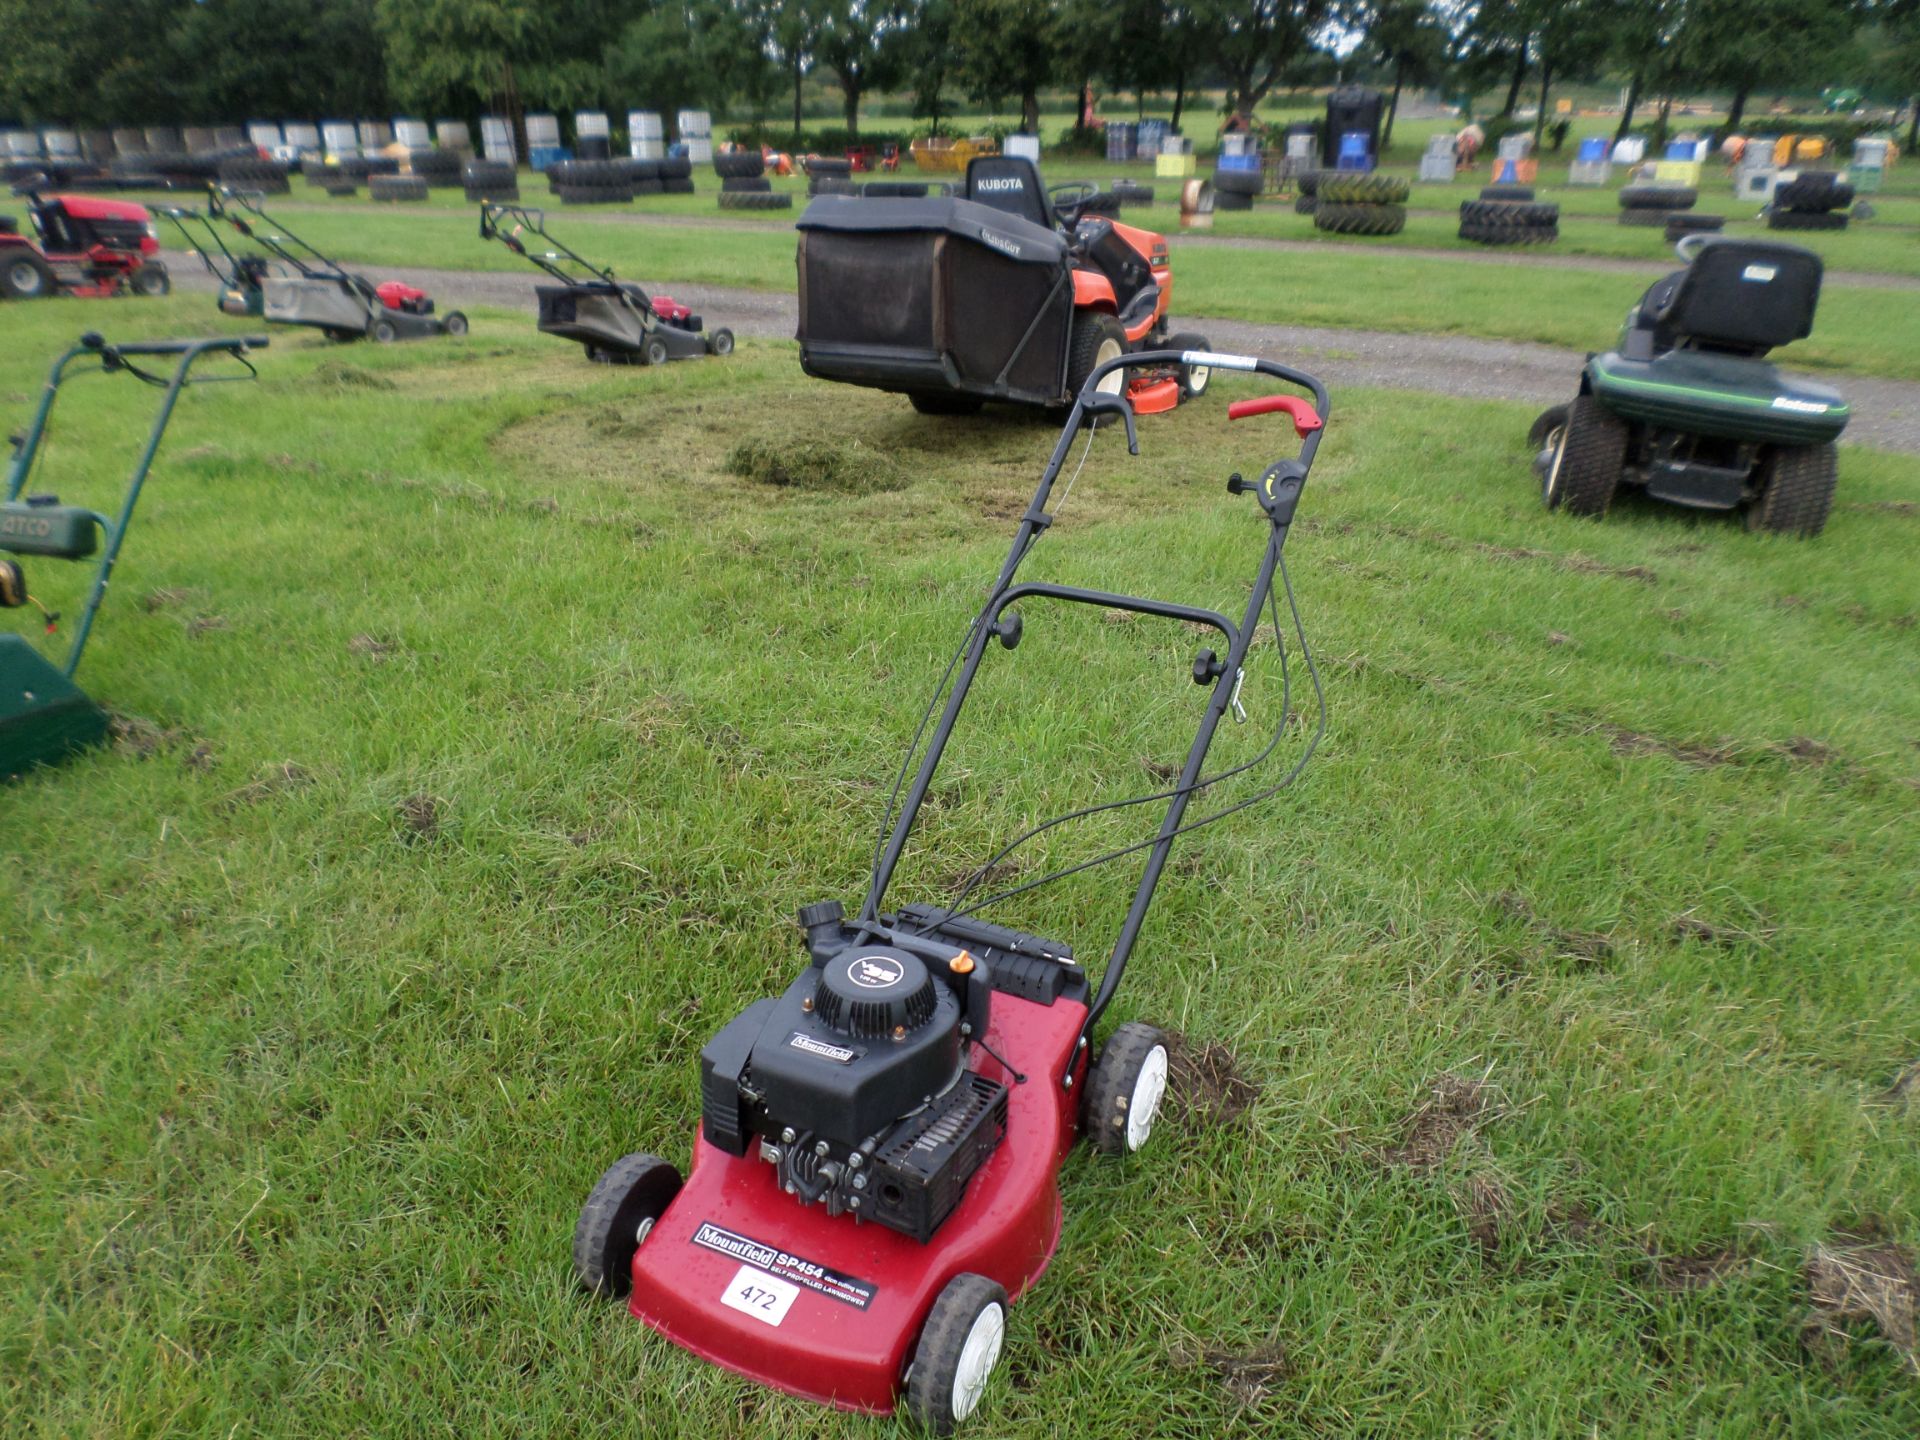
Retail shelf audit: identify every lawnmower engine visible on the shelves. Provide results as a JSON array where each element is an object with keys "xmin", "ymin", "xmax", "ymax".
[
  {"xmin": 375, "ymin": 280, "xmax": 434, "ymax": 316},
  {"xmin": 698, "ymin": 903, "xmax": 1009, "ymax": 1244}
]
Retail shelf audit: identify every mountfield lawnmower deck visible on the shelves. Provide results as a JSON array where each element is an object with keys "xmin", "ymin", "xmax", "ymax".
[
  {"xmin": 3, "ymin": 330, "xmax": 266, "ymax": 778},
  {"xmin": 478, "ymin": 202, "xmax": 733, "ymax": 364},
  {"xmin": 573, "ymin": 349, "xmax": 1331, "ymax": 1432},
  {"xmin": 1, "ymin": 193, "xmax": 169, "ymax": 301},
  {"xmin": 1530, "ymin": 234, "xmax": 1849, "ymax": 537},
  {"xmin": 207, "ymin": 187, "xmax": 465, "ymax": 343},
  {"xmin": 796, "ymin": 155, "xmax": 1212, "ymax": 416}
]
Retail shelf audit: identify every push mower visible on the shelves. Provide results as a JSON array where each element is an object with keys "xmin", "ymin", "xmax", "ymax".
[
  {"xmin": 207, "ymin": 187, "xmax": 466, "ymax": 343},
  {"xmin": 796, "ymin": 154, "xmax": 1212, "ymax": 417},
  {"xmin": 1530, "ymin": 234, "xmax": 1849, "ymax": 537},
  {"xmin": 572, "ymin": 348, "xmax": 1330, "ymax": 1432},
  {"xmin": 2, "ymin": 331, "xmax": 266, "ymax": 778},
  {"xmin": 158, "ymin": 200, "xmax": 275, "ymax": 316},
  {"xmin": 0, "ymin": 192, "xmax": 169, "ymax": 300},
  {"xmin": 477, "ymin": 201, "xmax": 733, "ymax": 364}
]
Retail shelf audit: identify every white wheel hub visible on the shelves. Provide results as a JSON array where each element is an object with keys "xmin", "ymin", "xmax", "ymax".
[
  {"xmin": 1094, "ymin": 337, "xmax": 1125, "ymax": 396},
  {"xmin": 951, "ymin": 1301, "xmax": 1005, "ymax": 1422},
  {"xmin": 1542, "ymin": 425, "xmax": 1568, "ymax": 505},
  {"xmin": 1186, "ymin": 362, "xmax": 1211, "ymax": 395},
  {"xmin": 1126, "ymin": 1044, "xmax": 1170, "ymax": 1151},
  {"xmin": 633, "ymin": 1215, "xmax": 655, "ymax": 1248}
]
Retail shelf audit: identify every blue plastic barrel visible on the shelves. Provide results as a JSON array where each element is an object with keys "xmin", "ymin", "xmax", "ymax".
[
  {"xmin": 528, "ymin": 144, "xmax": 570, "ymax": 172},
  {"xmin": 1336, "ymin": 130, "xmax": 1372, "ymax": 171},
  {"xmin": 1577, "ymin": 136, "xmax": 1606, "ymax": 162}
]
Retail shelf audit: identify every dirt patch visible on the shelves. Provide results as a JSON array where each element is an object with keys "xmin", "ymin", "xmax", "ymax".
[
  {"xmin": 1851, "ymin": 499, "xmax": 1918, "ymax": 516},
  {"xmin": 222, "ymin": 760, "xmax": 312, "ymax": 809},
  {"xmin": 398, "ymin": 794, "xmax": 443, "ymax": 842},
  {"xmin": 142, "ymin": 586, "xmax": 205, "ymax": 613},
  {"xmin": 1802, "ymin": 1232, "xmax": 1919, "ymax": 1376},
  {"xmin": 1140, "ymin": 755, "xmax": 1180, "ymax": 782},
  {"xmin": 1186, "ymin": 1343, "xmax": 1291, "ymax": 1407},
  {"xmin": 1669, "ymin": 912, "xmax": 1780, "ymax": 950},
  {"xmin": 724, "ymin": 436, "xmax": 909, "ymax": 494},
  {"xmin": 1489, "ymin": 892, "xmax": 1615, "ymax": 970},
  {"xmin": 108, "ymin": 712, "xmax": 181, "ymax": 759},
  {"xmin": 1879, "ymin": 1059, "xmax": 1920, "ymax": 1106},
  {"xmin": 183, "ymin": 742, "xmax": 217, "ymax": 772},
  {"xmin": 1166, "ymin": 1033, "xmax": 1260, "ymax": 1128},
  {"xmin": 349, "ymin": 633, "xmax": 398, "ymax": 661},
  {"xmin": 1777, "ymin": 736, "xmax": 1837, "ymax": 765},
  {"xmin": 185, "ymin": 615, "xmax": 228, "ymax": 638},
  {"xmin": 1546, "ymin": 630, "xmax": 1573, "ymax": 647},
  {"xmin": 1649, "ymin": 1242, "xmax": 1748, "ymax": 1292},
  {"xmin": 1381, "ymin": 1074, "xmax": 1496, "ymax": 1171},
  {"xmin": 308, "ymin": 362, "xmax": 396, "ymax": 392},
  {"xmin": 1473, "ymin": 541, "xmax": 1657, "ymax": 584},
  {"xmin": 1601, "ymin": 723, "xmax": 1736, "ymax": 768},
  {"xmin": 1454, "ymin": 1172, "xmax": 1515, "ymax": 1257}
]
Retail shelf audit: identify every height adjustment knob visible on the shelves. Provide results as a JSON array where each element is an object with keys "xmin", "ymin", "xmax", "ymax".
[
  {"xmin": 1192, "ymin": 649, "xmax": 1224, "ymax": 685},
  {"xmin": 1226, "ymin": 472, "xmax": 1254, "ymax": 495}
]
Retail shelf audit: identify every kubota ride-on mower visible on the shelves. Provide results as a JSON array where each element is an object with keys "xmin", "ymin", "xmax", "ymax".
[
  {"xmin": 158, "ymin": 200, "xmax": 275, "ymax": 316},
  {"xmin": 572, "ymin": 348, "xmax": 1331, "ymax": 1432},
  {"xmin": 0, "ymin": 193, "xmax": 169, "ymax": 301},
  {"xmin": 477, "ymin": 201, "xmax": 733, "ymax": 364},
  {"xmin": 1530, "ymin": 235, "xmax": 1849, "ymax": 537},
  {"xmin": 3, "ymin": 331, "xmax": 266, "ymax": 778},
  {"xmin": 207, "ymin": 187, "xmax": 466, "ymax": 343},
  {"xmin": 796, "ymin": 155, "xmax": 1212, "ymax": 417}
]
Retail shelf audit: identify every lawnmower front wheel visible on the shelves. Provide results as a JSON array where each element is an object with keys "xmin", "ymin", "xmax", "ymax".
[
  {"xmin": 1084, "ymin": 1021, "xmax": 1171, "ymax": 1156},
  {"xmin": 1166, "ymin": 331, "xmax": 1213, "ymax": 399},
  {"xmin": 1, "ymin": 251, "xmax": 57, "ymax": 300},
  {"xmin": 442, "ymin": 311, "xmax": 469, "ymax": 338},
  {"xmin": 371, "ymin": 318, "xmax": 399, "ymax": 344},
  {"xmin": 1527, "ymin": 403, "xmax": 1570, "ymax": 450},
  {"xmin": 708, "ymin": 327, "xmax": 734, "ymax": 357},
  {"xmin": 130, "ymin": 262, "xmax": 170, "ymax": 298},
  {"xmin": 1542, "ymin": 395, "xmax": 1626, "ymax": 517},
  {"xmin": 572, "ymin": 1152, "xmax": 683, "ymax": 1298},
  {"xmin": 905, "ymin": 1272, "xmax": 1008, "ymax": 1434}
]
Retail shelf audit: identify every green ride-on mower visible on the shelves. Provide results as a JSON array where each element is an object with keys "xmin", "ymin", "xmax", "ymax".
[
  {"xmin": 2, "ymin": 331, "xmax": 266, "ymax": 779},
  {"xmin": 1530, "ymin": 235, "xmax": 1849, "ymax": 537}
]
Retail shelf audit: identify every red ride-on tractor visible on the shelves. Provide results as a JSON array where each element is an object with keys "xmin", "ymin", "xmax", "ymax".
[
  {"xmin": 0, "ymin": 193, "xmax": 170, "ymax": 301},
  {"xmin": 797, "ymin": 155, "xmax": 1210, "ymax": 417}
]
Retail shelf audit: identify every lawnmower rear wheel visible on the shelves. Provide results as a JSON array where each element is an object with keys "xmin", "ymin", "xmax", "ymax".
[
  {"xmin": 371, "ymin": 318, "xmax": 398, "ymax": 344},
  {"xmin": 908, "ymin": 391, "xmax": 985, "ymax": 416},
  {"xmin": 1065, "ymin": 312, "xmax": 1126, "ymax": 404},
  {"xmin": 1745, "ymin": 443, "xmax": 1837, "ymax": 538},
  {"xmin": 1542, "ymin": 395, "xmax": 1626, "ymax": 517},
  {"xmin": 1085, "ymin": 1020, "xmax": 1171, "ymax": 1155},
  {"xmin": 708, "ymin": 328, "xmax": 734, "ymax": 357},
  {"xmin": 905, "ymin": 1273, "xmax": 1008, "ymax": 1434},
  {"xmin": 572, "ymin": 1153, "xmax": 684, "ymax": 1298},
  {"xmin": 2, "ymin": 251, "xmax": 56, "ymax": 300},
  {"xmin": 643, "ymin": 335, "xmax": 670, "ymax": 366}
]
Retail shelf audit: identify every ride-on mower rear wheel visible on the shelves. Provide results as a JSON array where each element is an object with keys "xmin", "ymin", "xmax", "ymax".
[
  {"xmin": 1745, "ymin": 443, "xmax": 1838, "ymax": 538},
  {"xmin": 906, "ymin": 1273, "xmax": 1008, "ymax": 1434},
  {"xmin": 2, "ymin": 251, "xmax": 56, "ymax": 300},
  {"xmin": 130, "ymin": 263, "xmax": 170, "ymax": 298},
  {"xmin": 1066, "ymin": 312, "xmax": 1126, "ymax": 403},
  {"xmin": 1085, "ymin": 1021, "xmax": 1171, "ymax": 1156},
  {"xmin": 1541, "ymin": 395, "xmax": 1626, "ymax": 517},
  {"xmin": 573, "ymin": 1153, "xmax": 683, "ymax": 1298}
]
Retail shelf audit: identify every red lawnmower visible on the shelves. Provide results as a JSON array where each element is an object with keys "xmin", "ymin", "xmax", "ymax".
[
  {"xmin": 573, "ymin": 349, "xmax": 1330, "ymax": 1432},
  {"xmin": 797, "ymin": 155, "xmax": 1209, "ymax": 417},
  {"xmin": 207, "ymin": 187, "xmax": 465, "ymax": 343},
  {"xmin": 0, "ymin": 193, "xmax": 169, "ymax": 301}
]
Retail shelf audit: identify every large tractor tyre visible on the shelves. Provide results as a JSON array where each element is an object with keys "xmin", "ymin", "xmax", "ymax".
[
  {"xmin": 1459, "ymin": 199, "xmax": 1559, "ymax": 227},
  {"xmin": 720, "ymin": 176, "xmax": 773, "ymax": 193},
  {"xmin": 1618, "ymin": 208, "xmax": 1673, "ymax": 227},
  {"xmin": 622, "ymin": 159, "xmax": 663, "ymax": 183},
  {"xmin": 1480, "ymin": 184, "xmax": 1534, "ymax": 201},
  {"xmin": 1774, "ymin": 174, "xmax": 1853, "ymax": 212},
  {"xmin": 1541, "ymin": 395, "xmax": 1628, "ymax": 517},
  {"xmin": 1295, "ymin": 169, "xmax": 1327, "ymax": 197},
  {"xmin": 717, "ymin": 190, "xmax": 794, "ymax": 211},
  {"xmin": 908, "ymin": 391, "xmax": 986, "ymax": 416},
  {"xmin": 864, "ymin": 180, "xmax": 930, "ymax": 198},
  {"xmin": 1293, "ymin": 193, "xmax": 1318, "ymax": 215},
  {"xmin": 409, "ymin": 149, "xmax": 463, "ymax": 186},
  {"xmin": 370, "ymin": 175, "xmax": 428, "ymax": 203},
  {"xmin": 1065, "ymin": 312, "xmax": 1127, "ymax": 403},
  {"xmin": 1767, "ymin": 208, "xmax": 1847, "ymax": 231},
  {"xmin": 1111, "ymin": 180, "xmax": 1154, "ymax": 206},
  {"xmin": 1459, "ymin": 219, "xmax": 1529, "ymax": 245},
  {"xmin": 631, "ymin": 179, "xmax": 665, "ymax": 196},
  {"xmin": 1318, "ymin": 173, "xmax": 1411, "ymax": 205},
  {"xmin": 1212, "ymin": 168, "xmax": 1263, "ymax": 196},
  {"xmin": 1745, "ymin": 444, "xmax": 1838, "ymax": 538},
  {"xmin": 712, "ymin": 150, "xmax": 766, "ymax": 179},
  {"xmin": 806, "ymin": 156, "xmax": 853, "ymax": 177},
  {"xmin": 660, "ymin": 177, "xmax": 695, "ymax": 194},
  {"xmin": 1, "ymin": 249, "xmax": 58, "ymax": 300},
  {"xmin": 1215, "ymin": 189, "xmax": 1254, "ymax": 211},
  {"xmin": 1314, "ymin": 201, "xmax": 1407, "ymax": 236},
  {"xmin": 1618, "ymin": 184, "xmax": 1696, "ymax": 211},
  {"xmin": 658, "ymin": 156, "xmax": 693, "ymax": 181}
]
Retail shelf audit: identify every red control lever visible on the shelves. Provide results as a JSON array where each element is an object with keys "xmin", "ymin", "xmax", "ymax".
[{"xmin": 1227, "ymin": 394, "xmax": 1324, "ymax": 438}]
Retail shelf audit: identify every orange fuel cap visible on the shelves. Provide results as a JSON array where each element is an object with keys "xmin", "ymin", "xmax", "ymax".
[{"xmin": 948, "ymin": 950, "xmax": 976, "ymax": 975}]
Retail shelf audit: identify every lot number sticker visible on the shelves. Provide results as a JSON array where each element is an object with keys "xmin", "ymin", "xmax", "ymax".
[{"xmin": 720, "ymin": 1264, "xmax": 799, "ymax": 1326}]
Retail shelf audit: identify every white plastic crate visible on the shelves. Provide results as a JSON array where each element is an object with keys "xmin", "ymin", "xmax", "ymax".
[
  {"xmin": 1568, "ymin": 160, "xmax": 1612, "ymax": 186},
  {"xmin": 394, "ymin": 118, "xmax": 431, "ymax": 150},
  {"xmin": 575, "ymin": 111, "xmax": 610, "ymax": 138},
  {"xmin": 284, "ymin": 122, "xmax": 320, "ymax": 153},
  {"xmin": 323, "ymin": 122, "xmax": 359, "ymax": 158},
  {"xmin": 524, "ymin": 113, "xmax": 561, "ymax": 147},
  {"xmin": 686, "ymin": 136, "xmax": 714, "ymax": 164},
  {"xmin": 480, "ymin": 116, "xmax": 516, "ymax": 164},
  {"xmin": 677, "ymin": 110, "xmax": 712, "ymax": 139},
  {"xmin": 247, "ymin": 123, "xmax": 283, "ymax": 150},
  {"xmin": 435, "ymin": 120, "xmax": 471, "ymax": 152}
]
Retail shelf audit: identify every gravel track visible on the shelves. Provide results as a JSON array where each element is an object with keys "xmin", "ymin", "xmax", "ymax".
[{"xmin": 166, "ymin": 256, "xmax": 1920, "ymax": 455}]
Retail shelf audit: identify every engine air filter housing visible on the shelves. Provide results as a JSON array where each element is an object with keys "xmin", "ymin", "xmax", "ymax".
[{"xmin": 814, "ymin": 947, "xmax": 937, "ymax": 1037}]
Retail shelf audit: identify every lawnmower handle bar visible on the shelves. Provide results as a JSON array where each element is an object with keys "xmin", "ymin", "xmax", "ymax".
[{"xmin": 79, "ymin": 333, "xmax": 269, "ymax": 358}]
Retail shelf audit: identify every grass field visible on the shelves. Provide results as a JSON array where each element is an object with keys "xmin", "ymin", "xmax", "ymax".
[{"xmin": 3, "ymin": 295, "xmax": 1918, "ymax": 1437}]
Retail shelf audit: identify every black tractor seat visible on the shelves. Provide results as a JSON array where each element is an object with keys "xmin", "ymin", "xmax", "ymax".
[
  {"xmin": 0, "ymin": 499, "xmax": 100, "ymax": 559},
  {"xmin": 963, "ymin": 154, "xmax": 1059, "ymax": 233},
  {"xmin": 1623, "ymin": 238, "xmax": 1823, "ymax": 361}
]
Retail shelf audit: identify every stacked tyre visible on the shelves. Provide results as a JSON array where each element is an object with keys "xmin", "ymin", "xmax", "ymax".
[
  {"xmin": 806, "ymin": 156, "xmax": 854, "ymax": 198},
  {"xmin": 658, "ymin": 155, "xmax": 695, "ymax": 195},
  {"xmin": 370, "ymin": 175, "xmax": 428, "ymax": 203},
  {"xmin": 713, "ymin": 150, "xmax": 765, "ymax": 181},
  {"xmin": 408, "ymin": 148, "xmax": 464, "ymax": 189},
  {"xmin": 1313, "ymin": 173, "xmax": 1408, "ymax": 236},
  {"xmin": 1294, "ymin": 168, "xmax": 1325, "ymax": 216},
  {"xmin": 1213, "ymin": 166, "xmax": 1262, "ymax": 212},
  {"xmin": 217, "ymin": 156, "xmax": 290, "ymax": 195},
  {"xmin": 463, "ymin": 160, "xmax": 518, "ymax": 202},
  {"xmin": 1618, "ymin": 184, "xmax": 1696, "ymax": 227},
  {"xmin": 1110, "ymin": 180, "xmax": 1154, "ymax": 208},
  {"xmin": 339, "ymin": 155, "xmax": 401, "ymax": 180},
  {"xmin": 863, "ymin": 180, "xmax": 932, "ymax": 198},
  {"xmin": 548, "ymin": 159, "xmax": 633, "ymax": 205},
  {"xmin": 620, "ymin": 158, "xmax": 662, "ymax": 196},
  {"xmin": 1459, "ymin": 195, "xmax": 1559, "ymax": 246},
  {"xmin": 1664, "ymin": 212, "xmax": 1725, "ymax": 243},
  {"xmin": 1766, "ymin": 172, "xmax": 1853, "ymax": 232},
  {"xmin": 308, "ymin": 170, "xmax": 359, "ymax": 197}
]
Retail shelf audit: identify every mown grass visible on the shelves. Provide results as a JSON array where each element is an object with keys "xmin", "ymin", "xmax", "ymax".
[
  {"xmin": 3, "ymin": 297, "xmax": 1918, "ymax": 1438},
  {"xmin": 146, "ymin": 185, "xmax": 1920, "ymax": 383}
]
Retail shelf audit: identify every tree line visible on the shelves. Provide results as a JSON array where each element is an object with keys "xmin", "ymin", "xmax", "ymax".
[{"xmin": 1, "ymin": 0, "xmax": 1915, "ymax": 146}]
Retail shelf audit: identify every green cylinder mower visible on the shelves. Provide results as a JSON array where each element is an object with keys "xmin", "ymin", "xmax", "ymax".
[{"xmin": 1530, "ymin": 235, "xmax": 1849, "ymax": 538}]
